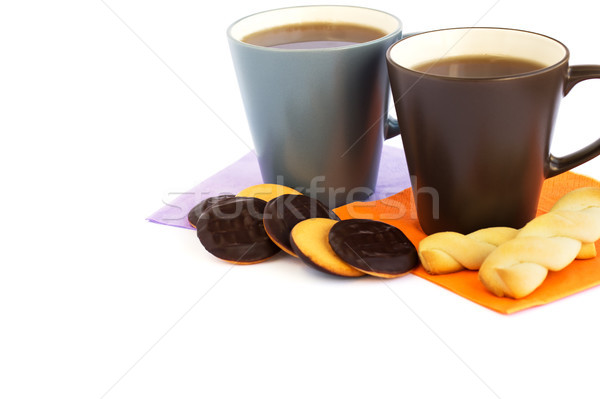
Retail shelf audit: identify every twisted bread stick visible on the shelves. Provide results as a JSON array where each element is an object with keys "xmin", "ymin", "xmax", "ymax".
[
  {"xmin": 479, "ymin": 187, "xmax": 600, "ymax": 298},
  {"xmin": 418, "ymin": 227, "xmax": 518, "ymax": 274},
  {"xmin": 547, "ymin": 187, "xmax": 600, "ymax": 258},
  {"xmin": 418, "ymin": 188, "xmax": 600, "ymax": 274}
]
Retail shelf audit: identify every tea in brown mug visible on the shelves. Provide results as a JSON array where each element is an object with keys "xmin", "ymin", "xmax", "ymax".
[
  {"xmin": 242, "ymin": 21, "xmax": 387, "ymax": 49},
  {"xmin": 412, "ymin": 55, "xmax": 546, "ymax": 78}
]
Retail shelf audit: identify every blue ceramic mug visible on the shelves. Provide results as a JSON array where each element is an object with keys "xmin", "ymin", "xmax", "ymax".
[{"xmin": 228, "ymin": 6, "xmax": 403, "ymax": 207}]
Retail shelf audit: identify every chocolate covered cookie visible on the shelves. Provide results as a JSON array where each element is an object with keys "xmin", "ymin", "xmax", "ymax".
[
  {"xmin": 187, "ymin": 194, "xmax": 235, "ymax": 228},
  {"xmin": 328, "ymin": 219, "xmax": 418, "ymax": 278},
  {"xmin": 196, "ymin": 197, "xmax": 280, "ymax": 264},
  {"xmin": 263, "ymin": 194, "xmax": 338, "ymax": 256}
]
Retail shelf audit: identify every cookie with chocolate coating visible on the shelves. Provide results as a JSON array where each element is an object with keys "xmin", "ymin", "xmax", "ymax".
[
  {"xmin": 188, "ymin": 194, "xmax": 235, "ymax": 228},
  {"xmin": 328, "ymin": 219, "xmax": 418, "ymax": 278},
  {"xmin": 290, "ymin": 218, "xmax": 364, "ymax": 277},
  {"xmin": 196, "ymin": 197, "xmax": 280, "ymax": 264},
  {"xmin": 263, "ymin": 194, "xmax": 338, "ymax": 256}
]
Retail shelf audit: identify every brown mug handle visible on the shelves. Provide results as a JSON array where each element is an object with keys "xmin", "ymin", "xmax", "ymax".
[{"xmin": 546, "ymin": 64, "xmax": 600, "ymax": 177}]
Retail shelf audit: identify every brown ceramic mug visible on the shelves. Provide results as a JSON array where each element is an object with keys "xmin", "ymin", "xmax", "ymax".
[{"xmin": 386, "ymin": 27, "xmax": 600, "ymax": 235}]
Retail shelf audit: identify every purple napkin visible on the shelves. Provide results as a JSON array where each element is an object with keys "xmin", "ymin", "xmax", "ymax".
[{"xmin": 147, "ymin": 145, "xmax": 411, "ymax": 230}]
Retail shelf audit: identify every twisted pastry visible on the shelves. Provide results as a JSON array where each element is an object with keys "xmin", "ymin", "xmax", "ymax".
[
  {"xmin": 418, "ymin": 227, "xmax": 518, "ymax": 274},
  {"xmin": 418, "ymin": 188, "xmax": 600, "ymax": 274},
  {"xmin": 479, "ymin": 187, "xmax": 600, "ymax": 298},
  {"xmin": 547, "ymin": 187, "xmax": 599, "ymax": 259}
]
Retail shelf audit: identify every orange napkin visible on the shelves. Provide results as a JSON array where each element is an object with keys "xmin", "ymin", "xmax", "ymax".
[{"xmin": 334, "ymin": 172, "xmax": 600, "ymax": 314}]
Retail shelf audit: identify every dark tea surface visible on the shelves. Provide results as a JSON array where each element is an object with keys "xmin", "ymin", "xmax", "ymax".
[
  {"xmin": 413, "ymin": 55, "xmax": 547, "ymax": 78},
  {"xmin": 242, "ymin": 22, "xmax": 387, "ymax": 49}
]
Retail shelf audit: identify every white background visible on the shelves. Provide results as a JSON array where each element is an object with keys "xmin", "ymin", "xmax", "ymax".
[{"xmin": 1, "ymin": 1, "xmax": 600, "ymax": 398}]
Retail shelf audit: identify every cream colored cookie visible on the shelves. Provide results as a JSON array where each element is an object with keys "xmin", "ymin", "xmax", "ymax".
[
  {"xmin": 237, "ymin": 184, "xmax": 302, "ymax": 202},
  {"xmin": 290, "ymin": 218, "xmax": 364, "ymax": 277}
]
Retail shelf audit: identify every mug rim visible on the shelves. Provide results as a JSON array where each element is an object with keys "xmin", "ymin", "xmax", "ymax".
[
  {"xmin": 386, "ymin": 27, "xmax": 570, "ymax": 81},
  {"xmin": 226, "ymin": 5, "xmax": 403, "ymax": 52}
]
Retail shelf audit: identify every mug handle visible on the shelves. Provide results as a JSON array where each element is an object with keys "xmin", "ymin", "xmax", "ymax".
[
  {"xmin": 546, "ymin": 64, "xmax": 600, "ymax": 177},
  {"xmin": 384, "ymin": 117, "xmax": 400, "ymax": 140},
  {"xmin": 383, "ymin": 31, "xmax": 422, "ymax": 141}
]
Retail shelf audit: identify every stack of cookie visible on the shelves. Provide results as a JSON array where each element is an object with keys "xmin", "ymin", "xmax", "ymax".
[{"xmin": 188, "ymin": 184, "xmax": 419, "ymax": 278}]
